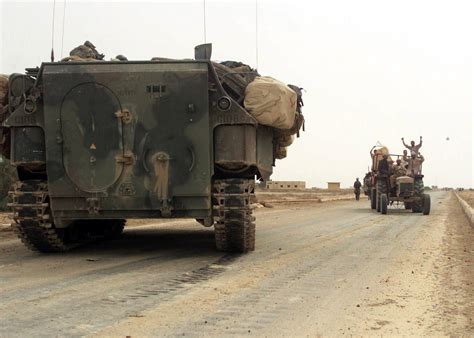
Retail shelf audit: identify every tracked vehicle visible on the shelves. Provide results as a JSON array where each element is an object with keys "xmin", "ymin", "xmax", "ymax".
[{"xmin": 0, "ymin": 45, "xmax": 304, "ymax": 253}]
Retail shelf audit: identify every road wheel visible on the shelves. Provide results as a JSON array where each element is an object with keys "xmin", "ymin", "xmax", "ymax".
[
  {"xmin": 422, "ymin": 194, "xmax": 431, "ymax": 215},
  {"xmin": 370, "ymin": 188, "xmax": 376, "ymax": 209},
  {"xmin": 380, "ymin": 194, "xmax": 388, "ymax": 215},
  {"xmin": 102, "ymin": 220, "xmax": 126, "ymax": 239},
  {"xmin": 404, "ymin": 202, "xmax": 412, "ymax": 210},
  {"xmin": 9, "ymin": 180, "xmax": 72, "ymax": 252},
  {"xmin": 10, "ymin": 180, "xmax": 127, "ymax": 253}
]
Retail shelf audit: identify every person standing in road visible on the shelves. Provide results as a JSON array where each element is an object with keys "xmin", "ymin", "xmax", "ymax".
[
  {"xmin": 353, "ymin": 178, "xmax": 362, "ymax": 201},
  {"xmin": 402, "ymin": 136, "xmax": 423, "ymax": 157}
]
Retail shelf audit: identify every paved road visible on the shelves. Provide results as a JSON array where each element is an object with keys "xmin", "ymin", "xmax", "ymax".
[{"xmin": 0, "ymin": 191, "xmax": 472, "ymax": 336}]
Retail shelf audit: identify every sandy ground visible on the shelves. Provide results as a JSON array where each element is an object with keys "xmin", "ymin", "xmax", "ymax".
[
  {"xmin": 459, "ymin": 190, "xmax": 474, "ymax": 208},
  {"xmin": 0, "ymin": 191, "xmax": 472, "ymax": 336},
  {"xmin": 0, "ymin": 190, "xmax": 355, "ymax": 232},
  {"xmin": 256, "ymin": 190, "xmax": 354, "ymax": 204}
]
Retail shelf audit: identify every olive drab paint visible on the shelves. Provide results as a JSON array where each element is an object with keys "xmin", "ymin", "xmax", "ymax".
[{"xmin": 0, "ymin": 49, "xmax": 304, "ymax": 253}]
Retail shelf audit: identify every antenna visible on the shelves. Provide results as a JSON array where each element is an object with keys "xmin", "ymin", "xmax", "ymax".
[
  {"xmin": 60, "ymin": 0, "xmax": 67, "ymax": 59},
  {"xmin": 50, "ymin": 0, "xmax": 56, "ymax": 62},
  {"xmin": 203, "ymin": 0, "xmax": 207, "ymax": 43},
  {"xmin": 255, "ymin": 0, "xmax": 259, "ymax": 69}
]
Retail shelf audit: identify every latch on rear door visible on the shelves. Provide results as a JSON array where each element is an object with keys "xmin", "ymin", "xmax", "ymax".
[
  {"xmin": 115, "ymin": 151, "xmax": 134, "ymax": 165},
  {"xmin": 114, "ymin": 109, "xmax": 132, "ymax": 124}
]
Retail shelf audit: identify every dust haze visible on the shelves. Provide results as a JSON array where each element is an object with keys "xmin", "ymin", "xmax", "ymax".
[{"xmin": 1, "ymin": 0, "xmax": 472, "ymax": 188}]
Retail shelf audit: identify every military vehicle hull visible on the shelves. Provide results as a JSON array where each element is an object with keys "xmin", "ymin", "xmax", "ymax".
[{"xmin": 2, "ymin": 60, "xmax": 278, "ymax": 252}]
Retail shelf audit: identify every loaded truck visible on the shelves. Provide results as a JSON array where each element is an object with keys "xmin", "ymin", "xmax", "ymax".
[
  {"xmin": 369, "ymin": 146, "xmax": 430, "ymax": 215},
  {"xmin": 0, "ymin": 44, "xmax": 304, "ymax": 253}
]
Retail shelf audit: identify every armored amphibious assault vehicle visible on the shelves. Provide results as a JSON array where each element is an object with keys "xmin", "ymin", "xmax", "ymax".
[{"xmin": 0, "ymin": 44, "xmax": 304, "ymax": 253}]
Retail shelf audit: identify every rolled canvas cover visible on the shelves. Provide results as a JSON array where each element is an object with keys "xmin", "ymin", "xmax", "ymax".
[
  {"xmin": 371, "ymin": 145, "xmax": 393, "ymax": 171},
  {"xmin": 374, "ymin": 146, "xmax": 393, "ymax": 162},
  {"xmin": 244, "ymin": 76, "xmax": 297, "ymax": 130},
  {"xmin": 396, "ymin": 176, "xmax": 414, "ymax": 184}
]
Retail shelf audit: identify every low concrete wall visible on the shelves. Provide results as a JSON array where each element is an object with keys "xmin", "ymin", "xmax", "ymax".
[
  {"xmin": 255, "ymin": 191, "xmax": 354, "ymax": 206},
  {"xmin": 454, "ymin": 192, "xmax": 474, "ymax": 226}
]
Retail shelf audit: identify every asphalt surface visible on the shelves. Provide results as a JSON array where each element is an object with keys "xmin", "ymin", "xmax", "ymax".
[{"xmin": 0, "ymin": 191, "xmax": 472, "ymax": 336}]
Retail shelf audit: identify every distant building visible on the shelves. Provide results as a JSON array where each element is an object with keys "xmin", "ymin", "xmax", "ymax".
[
  {"xmin": 266, "ymin": 181, "xmax": 306, "ymax": 190},
  {"xmin": 327, "ymin": 182, "xmax": 341, "ymax": 191}
]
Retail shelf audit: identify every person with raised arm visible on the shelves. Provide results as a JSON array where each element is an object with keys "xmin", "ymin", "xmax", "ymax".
[{"xmin": 402, "ymin": 136, "xmax": 423, "ymax": 157}]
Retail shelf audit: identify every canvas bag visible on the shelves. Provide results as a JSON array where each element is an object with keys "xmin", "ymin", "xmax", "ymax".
[
  {"xmin": 244, "ymin": 76, "xmax": 297, "ymax": 130},
  {"xmin": 0, "ymin": 75, "xmax": 8, "ymax": 111}
]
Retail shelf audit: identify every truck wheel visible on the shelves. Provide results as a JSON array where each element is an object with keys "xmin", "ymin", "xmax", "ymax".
[
  {"xmin": 414, "ymin": 178, "xmax": 424, "ymax": 196},
  {"xmin": 213, "ymin": 179, "xmax": 255, "ymax": 253},
  {"xmin": 422, "ymin": 194, "xmax": 431, "ymax": 215},
  {"xmin": 380, "ymin": 194, "xmax": 388, "ymax": 215},
  {"xmin": 411, "ymin": 199, "xmax": 423, "ymax": 213},
  {"xmin": 370, "ymin": 188, "xmax": 376, "ymax": 210},
  {"xmin": 412, "ymin": 178, "xmax": 424, "ymax": 213},
  {"xmin": 376, "ymin": 179, "xmax": 387, "ymax": 213}
]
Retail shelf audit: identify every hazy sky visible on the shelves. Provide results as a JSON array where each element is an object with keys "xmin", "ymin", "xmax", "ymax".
[{"xmin": 1, "ymin": 0, "xmax": 473, "ymax": 188}]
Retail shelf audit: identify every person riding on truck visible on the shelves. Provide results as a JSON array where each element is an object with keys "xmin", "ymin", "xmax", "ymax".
[
  {"xmin": 390, "ymin": 159, "xmax": 407, "ymax": 188},
  {"xmin": 402, "ymin": 149, "xmax": 409, "ymax": 167},
  {"xmin": 377, "ymin": 154, "xmax": 390, "ymax": 175},
  {"xmin": 402, "ymin": 136, "xmax": 423, "ymax": 157},
  {"xmin": 408, "ymin": 154, "xmax": 425, "ymax": 177}
]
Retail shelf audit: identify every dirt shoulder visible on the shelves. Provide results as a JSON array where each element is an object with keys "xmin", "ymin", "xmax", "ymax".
[
  {"xmin": 315, "ymin": 191, "xmax": 473, "ymax": 335},
  {"xmin": 437, "ymin": 192, "xmax": 474, "ymax": 332},
  {"xmin": 458, "ymin": 191, "xmax": 474, "ymax": 208},
  {"xmin": 0, "ymin": 212, "xmax": 14, "ymax": 238}
]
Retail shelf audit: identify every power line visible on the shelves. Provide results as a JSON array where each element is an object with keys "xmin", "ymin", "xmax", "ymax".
[
  {"xmin": 51, "ymin": 0, "xmax": 56, "ymax": 61},
  {"xmin": 60, "ymin": 0, "xmax": 67, "ymax": 59},
  {"xmin": 203, "ymin": 0, "xmax": 207, "ymax": 43},
  {"xmin": 255, "ymin": 0, "xmax": 259, "ymax": 69}
]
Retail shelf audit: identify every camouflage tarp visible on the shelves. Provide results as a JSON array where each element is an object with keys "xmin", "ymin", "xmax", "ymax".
[{"xmin": 61, "ymin": 41, "xmax": 105, "ymax": 62}]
